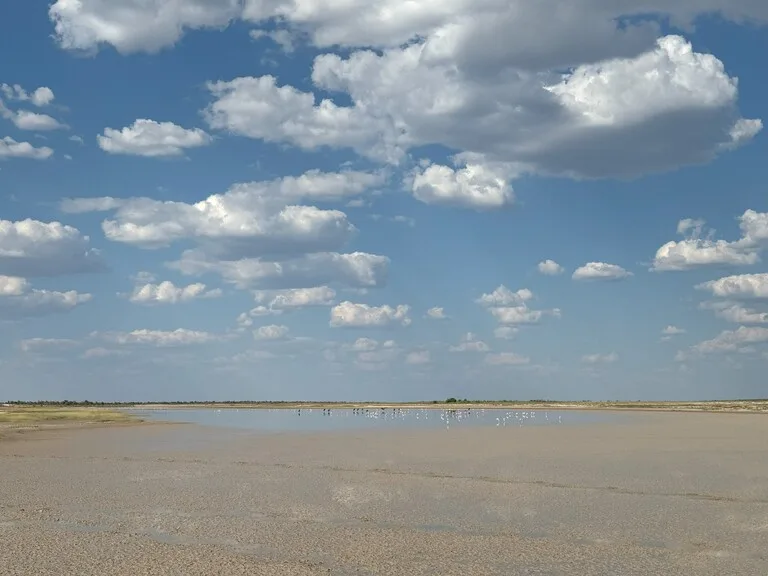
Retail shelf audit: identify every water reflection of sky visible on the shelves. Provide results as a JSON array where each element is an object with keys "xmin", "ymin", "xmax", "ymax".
[{"xmin": 132, "ymin": 408, "xmax": 625, "ymax": 433}]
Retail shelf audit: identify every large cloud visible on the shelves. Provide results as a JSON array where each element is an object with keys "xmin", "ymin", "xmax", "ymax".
[
  {"xmin": 49, "ymin": 0, "xmax": 242, "ymax": 54},
  {"xmin": 48, "ymin": 0, "xmax": 768, "ymax": 55},
  {"xmin": 0, "ymin": 275, "xmax": 91, "ymax": 319},
  {"xmin": 200, "ymin": 35, "xmax": 760, "ymax": 180},
  {"xmin": 62, "ymin": 171, "xmax": 389, "ymax": 290},
  {"xmin": 169, "ymin": 249, "xmax": 389, "ymax": 289},
  {"xmin": 204, "ymin": 76, "xmax": 403, "ymax": 163},
  {"xmin": 61, "ymin": 170, "xmax": 384, "ymax": 258},
  {"xmin": 0, "ymin": 219, "xmax": 105, "ymax": 277},
  {"xmin": 51, "ymin": 3, "xmax": 762, "ymax": 181}
]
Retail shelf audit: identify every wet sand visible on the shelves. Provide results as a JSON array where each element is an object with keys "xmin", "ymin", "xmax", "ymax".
[{"xmin": 1, "ymin": 412, "xmax": 767, "ymax": 575}]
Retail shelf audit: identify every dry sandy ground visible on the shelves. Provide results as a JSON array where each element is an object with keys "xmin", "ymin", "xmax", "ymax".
[{"xmin": 1, "ymin": 412, "xmax": 767, "ymax": 575}]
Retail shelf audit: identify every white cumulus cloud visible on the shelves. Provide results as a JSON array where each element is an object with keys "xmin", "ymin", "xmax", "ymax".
[
  {"xmin": 204, "ymin": 75, "xmax": 401, "ymax": 162},
  {"xmin": 538, "ymin": 260, "xmax": 564, "ymax": 276},
  {"xmin": 477, "ymin": 285, "xmax": 559, "ymax": 326},
  {"xmin": 0, "ymin": 219, "xmax": 104, "ymax": 277},
  {"xmin": 476, "ymin": 285, "xmax": 533, "ymax": 307},
  {"xmin": 702, "ymin": 302, "xmax": 768, "ymax": 325},
  {"xmin": 652, "ymin": 210, "xmax": 768, "ymax": 272},
  {"xmin": 697, "ymin": 273, "xmax": 768, "ymax": 299},
  {"xmin": 128, "ymin": 281, "xmax": 221, "ymax": 304},
  {"xmin": 689, "ymin": 326, "xmax": 768, "ymax": 355},
  {"xmin": 425, "ymin": 306, "xmax": 447, "ymax": 320},
  {"xmin": 61, "ymin": 171, "xmax": 384, "ymax": 266},
  {"xmin": 330, "ymin": 301, "xmax": 411, "ymax": 328},
  {"xmin": 409, "ymin": 161, "xmax": 514, "ymax": 209},
  {"xmin": 0, "ymin": 275, "xmax": 91, "ymax": 319},
  {"xmin": 44, "ymin": 3, "xmax": 765, "ymax": 180},
  {"xmin": 0, "ymin": 137, "xmax": 53, "ymax": 159},
  {"xmin": 101, "ymin": 328, "xmax": 221, "ymax": 346},
  {"xmin": 49, "ymin": 0, "xmax": 241, "ymax": 54},
  {"xmin": 1, "ymin": 108, "xmax": 67, "ymax": 131},
  {"xmin": 572, "ymin": 262, "xmax": 632, "ymax": 281},
  {"xmin": 256, "ymin": 286, "xmax": 336, "ymax": 309},
  {"xmin": 254, "ymin": 324, "xmax": 290, "ymax": 340},
  {"xmin": 97, "ymin": 119, "xmax": 212, "ymax": 157},
  {"xmin": 1, "ymin": 84, "xmax": 55, "ymax": 106},
  {"xmin": 662, "ymin": 325, "xmax": 686, "ymax": 335},
  {"xmin": 171, "ymin": 250, "xmax": 388, "ymax": 290}
]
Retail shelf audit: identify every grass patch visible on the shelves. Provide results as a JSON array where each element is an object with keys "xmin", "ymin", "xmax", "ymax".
[{"xmin": 0, "ymin": 406, "xmax": 138, "ymax": 425}]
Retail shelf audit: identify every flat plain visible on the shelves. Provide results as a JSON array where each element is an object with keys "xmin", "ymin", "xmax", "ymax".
[{"xmin": 1, "ymin": 410, "xmax": 767, "ymax": 575}]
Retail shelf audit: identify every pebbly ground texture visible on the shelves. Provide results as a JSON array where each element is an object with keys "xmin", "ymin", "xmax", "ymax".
[{"xmin": 1, "ymin": 412, "xmax": 767, "ymax": 575}]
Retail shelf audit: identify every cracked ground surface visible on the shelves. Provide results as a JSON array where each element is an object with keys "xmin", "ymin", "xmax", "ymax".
[{"xmin": 1, "ymin": 412, "xmax": 767, "ymax": 575}]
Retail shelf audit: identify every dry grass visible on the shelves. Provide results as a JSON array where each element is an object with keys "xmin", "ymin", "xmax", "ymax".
[{"xmin": 0, "ymin": 406, "xmax": 138, "ymax": 425}]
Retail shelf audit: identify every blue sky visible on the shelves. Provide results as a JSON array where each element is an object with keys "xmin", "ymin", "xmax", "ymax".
[{"xmin": 1, "ymin": 1, "xmax": 767, "ymax": 401}]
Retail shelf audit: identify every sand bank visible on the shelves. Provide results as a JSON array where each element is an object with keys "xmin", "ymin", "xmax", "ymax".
[{"xmin": 1, "ymin": 412, "xmax": 767, "ymax": 575}]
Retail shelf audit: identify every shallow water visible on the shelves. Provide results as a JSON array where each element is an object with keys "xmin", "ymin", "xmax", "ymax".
[{"xmin": 132, "ymin": 407, "xmax": 624, "ymax": 432}]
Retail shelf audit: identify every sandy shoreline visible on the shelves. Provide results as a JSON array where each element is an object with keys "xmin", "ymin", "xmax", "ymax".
[
  {"xmin": 0, "ymin": 419, "xmax": 176, "ymax": 443},
  {"xmin": 1, "ymin": 411, "xmax": 767, "ymax": 575}
]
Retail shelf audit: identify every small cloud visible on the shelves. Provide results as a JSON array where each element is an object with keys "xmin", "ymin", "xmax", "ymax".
[
  {"xmin": 19, "ymin": 338, "xmax": 78, "ymax": 353},
  {"xmin": 581, "ymin": 352, "xmax": 619, "ymax": 364},
  {"xmin": 425, "ymin": 306, "xmax": 448, "ymax": 320},
  {"xmin": 254, "ymin": 324, "xmax": 290, "ymax": 340},
  {"xmin": 81, "ymin": 347, "xmax": 130, "ymax": 359},
  {"xmin": 537, "ymin": 259, "xmax": 564, "ymax": 276},
  {"xmin": 406, "ymin": 350, "xmax": 431, "ymax": 365},
  {"xmin": 493, "ymin": 326, "xmax": 518, "ymax": 340},
  {"xmin": 450, "ymin": 332, "xmax": 489, "ymax": 353},
  {"xmin": 330, "ymin": 301, "xmax": 411, "ymax": 328},
  {"xmin": 249, "ymin": 28, "xmax": 300, "ymax": 53},
  {"xmin": 573, "ymin": 262, "xmax": 632, "ymax": 281},
  {"xmin": 391, "ymin": 215, "xmax": 415, "ymax": 227},
  {"xmin": 485, "ymin": 352, "xmax": 530, "ymax": 366},
  {"xmin": 662, "ymin": 325, "xmax": 686, "ymax": 335}
]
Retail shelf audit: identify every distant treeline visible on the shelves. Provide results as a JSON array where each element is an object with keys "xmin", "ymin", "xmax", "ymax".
[
  {"xmin": 4, "ymin": 399, "xmax": 553, "ymax": 406},
  {"xmin": 4, "ymin": 398, "xmax": 766, "ymax": 407}
]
